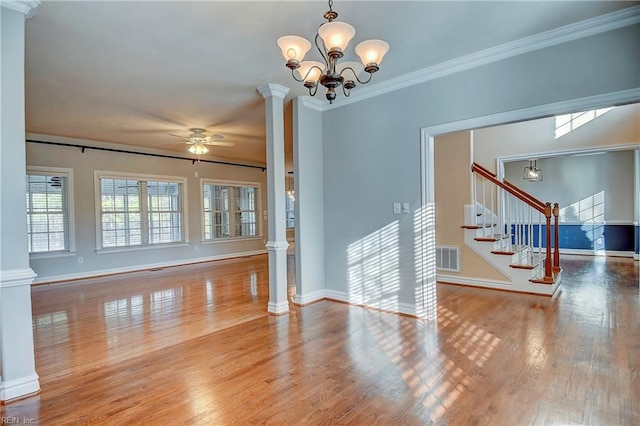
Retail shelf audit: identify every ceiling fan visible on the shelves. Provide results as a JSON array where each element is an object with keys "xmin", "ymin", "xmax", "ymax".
[{"xmin": 170, "ymin": 128, "xmax": 234, "ymax": 154}]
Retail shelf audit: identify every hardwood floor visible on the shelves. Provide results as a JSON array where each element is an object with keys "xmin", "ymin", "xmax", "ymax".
[{"xmin": 1, "ymin": 254, "xmax": 638, "ymax": 425}]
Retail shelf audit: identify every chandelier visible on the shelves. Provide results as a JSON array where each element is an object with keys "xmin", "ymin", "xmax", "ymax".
[
  {"xmin": 523, "ymin": 160, "xmax": 543, "ymax": 182},
  {"xmin": 277, "ymin": 0, "xmax": 389, "ymax": 104}
]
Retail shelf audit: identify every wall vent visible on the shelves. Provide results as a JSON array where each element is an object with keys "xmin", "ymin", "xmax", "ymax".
[{"xmin": 436, "ymin": 246, "xmax": 460, "ymax": 272}]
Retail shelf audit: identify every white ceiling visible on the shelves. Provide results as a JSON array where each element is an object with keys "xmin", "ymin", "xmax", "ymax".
[{"xmin": 24, "ymin": 1, "xmax": 637, "ymax": 167}]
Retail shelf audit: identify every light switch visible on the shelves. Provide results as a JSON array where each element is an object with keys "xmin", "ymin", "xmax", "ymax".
[
  {"xmin": 393, "ymin": 202, "xmax": 401, "ymax": 214},
  {"xmin": 402, "ymin": 202, "xmax": 410, "ymax": 213}
]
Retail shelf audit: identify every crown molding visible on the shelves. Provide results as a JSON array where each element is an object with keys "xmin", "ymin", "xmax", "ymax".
[
  {"xmin": 325, "ymin": 5, "xmax": 640, "ymax": 111},
  {"xmin": 257, "ymin": 83, "xmax": 290, "ymax": 100},
  {"xmin": 1, "ymin": 0, "xmax": 40, "ymax": 18},
  {"xmin": 298, "ymin": 96, "xmax": 325, "ymax": 112},
  {"xmin": 423, "ymin": 88, "xmax": 640, "ymax": 137}
]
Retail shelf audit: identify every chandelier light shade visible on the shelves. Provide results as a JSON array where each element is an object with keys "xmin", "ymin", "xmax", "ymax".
[
  {"xmin": 276, "ymin": 36, "xmax": 312, "ymax": 64},
  {"xmin": 317, "ymin": 21, "xmax": 356, "ymax": 53},
  {"xmin": 355, "ymin": 39, "xmax": 390, "ymax": 69},
  {"xmin": 277, "ymin": 0, "xmax": 389, "ymax": 103},
  {"xmin": 523, "ymin": 160, "xmax": 543, "ymax": 182}
]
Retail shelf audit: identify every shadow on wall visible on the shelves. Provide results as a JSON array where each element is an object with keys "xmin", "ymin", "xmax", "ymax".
[{"xmin": 345, "ymin": 204, "xmax": 438, "ymax": 320}]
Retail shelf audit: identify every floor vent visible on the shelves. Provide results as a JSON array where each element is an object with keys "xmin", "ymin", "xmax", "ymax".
[{"xmin": 436, "ymin": 246, "xmax": 460, "ymax": 272}]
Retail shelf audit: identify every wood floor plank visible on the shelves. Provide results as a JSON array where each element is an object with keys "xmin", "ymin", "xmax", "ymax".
[{"xmin": 0, "ymin": 254, "xmax": 638, "ymax": 425}]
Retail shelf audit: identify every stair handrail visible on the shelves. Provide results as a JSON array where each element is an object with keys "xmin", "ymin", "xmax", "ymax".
[
  {"xmin": 471, "ymin": 163, "xmax": 544, "ymax": 213},
  {"xmin": 471, "ymin": 162, "xmax": 559, "ymax": 283},
  {"xmin": 503, "ymin": 179, "xmax": 545, "ymax": 210}
]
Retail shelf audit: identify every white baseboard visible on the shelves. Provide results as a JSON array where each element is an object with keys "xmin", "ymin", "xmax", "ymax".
[
  {"xmin": 32, "ymin": 250, "xmax": 267, "ymax": 284},
  {"xmin": 0, "ymin": 373, "xmax": 40, "ymax": 401},
  {"xmin": 294, "ymin": 290, "xmax": 325, "ymax": 305},
  {"xmin": 437, "ymin": 274, "xmax": 513, "ymax": 291},
  {"xmin": 267, "ymin": 300, "xmax": 290, "ymax": 315},
  {"xmin": 558, "ymin": 248, "xmax": 634, "ymax": 258},
  {"xmin": 324, "ymin": 290, "xmax": 420, "ymax": 318}
]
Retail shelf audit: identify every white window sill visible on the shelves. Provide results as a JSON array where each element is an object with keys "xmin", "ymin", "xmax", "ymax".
[
  {"xmin": 96, "ymin": 242, "xmax": 189, "ymax": 254},
  {"xmin": 29, "ymin": 251, "xmax": 76, "ymax": 260}
]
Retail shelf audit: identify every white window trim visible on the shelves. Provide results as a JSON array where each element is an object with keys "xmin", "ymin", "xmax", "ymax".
[
  {"xmin": 27, "ymin": 165, "xmax": 76, "ymax": 256},
  {"xmin": 200, "ymin": 178, "xmax": 262, "ymax": 242},
  {"xmin": 94, "ymin": 170, "xmax": 189, "ymax": 252}
]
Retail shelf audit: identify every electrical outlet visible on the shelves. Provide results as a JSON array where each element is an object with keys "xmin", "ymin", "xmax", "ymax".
[
  {"xmin": 194, "ymin": 245, "xmax": 199, "ymax": 251},
  {"xmin": 402, "ymin": 202, "xmax": 410, "ymax": 213},
  {"xmin": 393, "ymin": 202, "xmax": 401, "ymax": 214},
  {"xmin": 194, "ymin": 171, "xmax": 199, "ymax": 178},
  {"xmin": 78, "ymin": 256, "xmax": 83, "ymax": 264}
]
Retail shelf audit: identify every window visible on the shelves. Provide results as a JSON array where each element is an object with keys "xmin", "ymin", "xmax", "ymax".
[
  {"xmin": 555, "ymin": 107, "xmax": 614, "ymax": 138},
  {"xmin": 26, "ymin": 167, "xmax": 74, "ymax": 254},
  {"xmin": 202, "ymin": 180, "xmax": 259, "ymax": 240},
  {"xmin": 286, "ymin": 195, "xmax": 295, "ymax": 228},
  {"xmin": 96, "ymin": 172, "xmax": 186, "ymax": 250}
]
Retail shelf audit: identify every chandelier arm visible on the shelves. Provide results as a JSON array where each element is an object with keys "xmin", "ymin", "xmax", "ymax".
[
  {"xmin": 291, "ymin": 68, "xmax": 305, "ymax": 83},
  {"xmin": 339, "ymin": 67, "xmax": 373, "ymax": 85},
  {"xmin": 314, "ymin": 31, "xmax": 330, "ymax": 67},
  {"xmin": 342, "ymin": 85, "xmax": 351, "ymax": 97},
  {"xmin": 308, "ymin": 84, "xmax": 319, "ymax": 97},
  {"xmin": 301, "ymin": 65, "xmax": 325, "ymax": 82}
]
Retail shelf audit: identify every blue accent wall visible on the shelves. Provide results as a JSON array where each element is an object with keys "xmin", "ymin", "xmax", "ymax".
[{"xmin": 508, "ymin": 223, "xmax": 635, "ymax": 251}]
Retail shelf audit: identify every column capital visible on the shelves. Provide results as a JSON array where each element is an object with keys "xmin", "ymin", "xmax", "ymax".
[
  {"xmin": 257, "ymin": 83, "xmax": 290, "ymax": 100},
  {"xmin": 1, "ymin": 0, "xmax": 40, "ymax": 18}
]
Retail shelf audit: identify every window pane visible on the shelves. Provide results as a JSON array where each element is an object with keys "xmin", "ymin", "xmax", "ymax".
[
  {"xmin": 26, "ymin": 173, "xmax": 70, "ymax": 253},
  {"xmin": 203, "ymin": 182, "xmax": 258, "ymax": 240}
]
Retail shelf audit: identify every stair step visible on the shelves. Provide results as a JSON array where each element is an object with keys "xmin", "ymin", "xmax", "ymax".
[
  {"xmin": 492, "ymin": 250, "xmax": 515, "ymax": 255},
  {"xmin": 530, "ymin": 268, "xmax": 562, "ymax": 285},
  {"xmin": 509, "ymin": 263, "xmax": 535, "ymax": 270},
  {"xmin": 460, "ymin": 223, "xmax": 498, "ymax": 229},
  {"xmin": 461, "ymin": 224, "xmax": 496, "ymax": 229},
  {"xmin": 474, "ymin": 234, "xmax": 509, "ymax": 242}
]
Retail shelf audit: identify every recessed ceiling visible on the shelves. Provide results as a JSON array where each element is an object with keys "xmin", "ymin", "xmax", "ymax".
[{"xmin": 24, "ymin": 1, "xmax": 637, "ymax": 167}]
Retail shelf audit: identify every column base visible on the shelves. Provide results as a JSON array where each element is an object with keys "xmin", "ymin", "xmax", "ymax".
[
  {"xmin": 0, "ymin": 373, "xmax": 40, "ymax": 401},
  {"xmin": 267, "ymin": 300, "xmax": 290, "ymax": 315}
]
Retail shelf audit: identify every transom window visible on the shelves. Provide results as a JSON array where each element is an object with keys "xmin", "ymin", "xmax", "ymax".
[
  {"xmin": 555, "ymin": 107, "xmax": 614, "ymax": 138},
  {"xmin": 202, "ymin": 180, "xmax": 260, "ymax": 240},
  {"xmin": 26, "ymin": 167, "xmax": 74, "ymax": 254},
  {"xmin": 96, "ymin": 172, "xmax": 186, "ymax": 250}
]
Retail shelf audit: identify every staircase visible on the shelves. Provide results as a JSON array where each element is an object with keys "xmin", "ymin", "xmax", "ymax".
[{"xmin": 461, "ymin": 163, "xmax": 562, "ymax": 296}]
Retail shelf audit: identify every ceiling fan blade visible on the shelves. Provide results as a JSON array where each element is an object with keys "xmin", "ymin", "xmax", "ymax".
[
  {"xmin": 168, "ymin": 133, "xmax": 186, "ymax": 139},
  {"xmin": 205, "ymin": 141, "xmax": 234, "ymax": 147},
  {"xmin": 210, "ymin": 133, "xmax": 225, "ymax": 140}
]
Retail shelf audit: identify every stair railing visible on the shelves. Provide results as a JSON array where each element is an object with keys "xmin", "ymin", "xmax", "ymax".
[{"xmin": 471, "ymin": 162, "xmax": 559, "ymax": 282}]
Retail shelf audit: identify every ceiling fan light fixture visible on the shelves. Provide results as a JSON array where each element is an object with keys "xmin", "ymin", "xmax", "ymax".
[{"xmin": 189, "ymin": 143, "xmax": 209, "ymax": 155}]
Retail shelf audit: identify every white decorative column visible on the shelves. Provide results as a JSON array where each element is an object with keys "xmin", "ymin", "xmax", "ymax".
[
  {"xmin": 0, "ymin": 0, "xmax": 41, "ymax": 401},
  {"xmin": 257, "ymin": 83, "xmax": 290, "ymax": 315}
]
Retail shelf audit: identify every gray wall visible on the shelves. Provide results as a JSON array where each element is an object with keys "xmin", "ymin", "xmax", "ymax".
[
  {"xmin": 321, "ymin": 25, "xmax": 640, "ymax": 308},
  {"xmin": 27, "ymin": 140, "xmax": 268, "ymax": 283},
  {"xmin": 504, "ymin": 151, "xmax": 635, "ymax": 223}
]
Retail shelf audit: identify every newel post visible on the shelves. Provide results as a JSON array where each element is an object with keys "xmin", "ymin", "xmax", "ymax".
[
  {"xmin": 553, "ymin": 203, "xmax": 560, "ymax": 273},
  {"xmin": 544, "ymin": 202, "xmax": 553, "ymax": 282}
]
